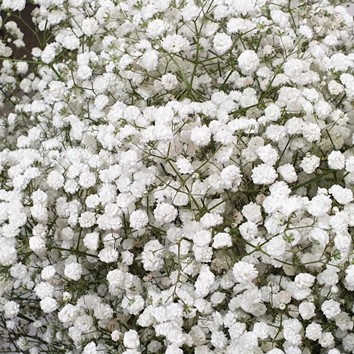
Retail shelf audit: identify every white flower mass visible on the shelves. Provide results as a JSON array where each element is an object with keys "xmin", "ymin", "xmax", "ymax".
[{"xmin": 0, "ymin": 1, "xmax": 353, "ymax": 353}]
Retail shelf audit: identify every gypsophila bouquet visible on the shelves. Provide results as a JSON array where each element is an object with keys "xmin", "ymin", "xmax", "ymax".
[{"xmin": 0, "ymin": 0, "xmax": 354, "ymax": 353}]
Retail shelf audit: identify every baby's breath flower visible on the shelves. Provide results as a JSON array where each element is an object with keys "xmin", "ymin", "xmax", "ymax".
[{"xmin": 1, "ymin": 1, "xmax": 353, "ymax": 352}]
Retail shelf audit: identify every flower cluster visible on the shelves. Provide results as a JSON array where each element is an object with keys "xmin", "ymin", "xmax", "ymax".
[{"xmin": 0, "ymin": 0, "xmax": 354, "ymax": 353}]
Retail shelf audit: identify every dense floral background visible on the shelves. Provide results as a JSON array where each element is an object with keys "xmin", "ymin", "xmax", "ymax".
[{"xmin": 0, "ymin": 1, "xmax": 354, "ymax": 353}]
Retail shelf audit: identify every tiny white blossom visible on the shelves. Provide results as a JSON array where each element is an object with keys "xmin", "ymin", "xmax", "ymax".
[
  {"xmin": 162, "ymin": 34, "xmax": 190, "ymax": 53},
  {"xmin": 232, "ymin": 261, "xmax": 258, "ymax": 284},
  {"xmin": 321, "ymin": 299, "xmax": 341, "ymax": 319},
  {"xmin": 130, "ymin": 210, "xmax": 149, "ymax": 230},
  {"xmin": 124, "ymin": 330, "xmax": 140, "ymax": 349},
  {"xmin": 213, "ymin": 33, "xmax": 233, "ymax": 55},
  {"xmin": 212, "ymin": 232, "xmax": 232, "ymax": 249},
  {"xmin": 238, "ymin": 50, "xmax": 260, "ymax": 75},
  {"xmin": 64, "ymin": 262, "xmax": 83, "ymax": 281},
  {"xmin": 154, "ymin": 203, "xmax": 178, "ymax": 225},
  {"xmin": 161, "ymin": 73, "xmax": 178, "ymax": 90},
  {"xmin": 328, "ymin": 151, "xmax": 345, "ymax": 170},
  {"xmin": 3, "ymin": 301, "xmax": 20, "ymax": 318},
  {"xmin": 40, "ymin": 297, "xmax": 58, "ymax": 313},
  {"xmin": 252, "ymin": 164, "xmax": 278, "ymax": 185},
  {"xmin": 300, "ymin": 155, "xmax": 320, "ymax": 174},
  {"xmin": 190, "ymin": 125, "xmax": 211, "ymax": 147},
  {"xmin": 81, "ymin": 18, "xmax": 99, "ymax": 37},
  {"xmin": 47, "ymin": 170, "xmax": 64, "ymax": 190}
]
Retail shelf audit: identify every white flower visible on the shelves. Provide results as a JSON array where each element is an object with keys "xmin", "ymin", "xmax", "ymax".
[
  {"xmin": 232, "ymin": 261, "xmax": 258, "ymax": 284},
  {"xmin": 200, "ymin": 213, "xmax": 223, "ymax": 228},
  {"xmin": 154, "ymin": 203, "xmax": 178, "ymax": 225},
  {"xmin": 130, "ymin": 210, "xmax": 149, "ymax": 230},
  {"xmin": 252, "ymin": 164, "xmax": 278, "ymax": 185},
  {"xmin": 82, "ymin": 18, "xmax": 99, "ymax": 37},
  {"xmin": 237, "ymin": 50, "xmax": 260, "ymax": 75},
  {"xmin": 330, "ymin": 53, "xmax": 352, "ymax": 72},
  {"xmin": 256, "ymin": 145, "xmax": 279, "ymax": 166},
  {"xmin": 83, "ymin": 232, "xmax": 100, "ymax": 251},
  {"xmin": 305, "ymin": 323, "xmax": 322, "ymax": 341},
  {"xmin": 315, "ymin": 100, "xmax": 332, "ymax": 119},
  {"xmin": 329, "ymin": 185, "xmax": 354, "ymax": 205},
  {"xmin": 346, "ymin": 156, "xmax": 354, "ymax": 173},
  {"xmin": 2, "ymin": 0, "xmax": 25, "ymax": 11},
  {"xmin": 294, "ymin": 273, "xmax": 315, "ymax": 289},
  {"xmin": 161, "ymin": 73, "xmax": 178, "ymax": 90},
  {"xmin": 213, "ymin": 33, "xmax": 233, "ymax": 55},
  {"xmin": 283, "ymin": 318, "xmax": 302, "ymax": 346},
  {"xmin": 302, "ymin": 122, "xmax": 321, "ymax": 142},
  {"xmin": 82, "ymin": 342, "xmax": 97, "ymax": 354},
  {"xmin": 111, "ymin": 330, "xmax": 121, "ymax": 342},
  {"xmin": 40, "ymin": 297, "xmax": 58, "ymax": 313},
  {"xmin": 193, "ymin": 230, "xmax": 211, "ymax": 247},
  {"xmin": 264, "ymin": 236, "xmax": 286, "ymax": 259},
  {"xmin": 77, "ymin": 65, "xmax": 92, "ymax": 80},
  {"xmin": 122, "ymin": 295, "xmax": 145, "ymax": 315},
  {"xmin": 277, "ymin": 164, "xmax": 298, "ymax": 183},
  {"xmin": 162, "ymin": 34, "xmax": 190, "ymax": 53},
  {"xmin": 239, "ymin": 221, "xmax": 258, "ymax": 241},
  {"xmin": 300, "ymin": 155, "xmax": 320, "ymax": 174},
  {"xmin": 64, "ymin": 262, "xmax": 83, "ymax": 281},
  {"xmin": 334, "ymin": 233, "xmax": 351, "ymax": 253},
  {"xmin": 308, "ymin": 228, "xmax": 329, "ymax": 248},
  {"xmin": 299, "ymin": 25, "xmax": 313, "ymax": 39},
  {"xmin": 284, "ymin": 59, "xmax": 307, "ymax": 81},
  {"xmin": 79, "ymin": 171, "xmax": 96, "ymax": 189},
  {"xmin": 328, "ymin": 151, "xmax": 345, "ymax": 170},
  {"xmin": 124, "ymin": 330, "xmax": 140, "ymax": 349},
  {"xmin": 41, "ymin": 266, "xmax": 56, "ymax": 281},
  {"xmin": 195, "ymin": 265, "xmax": 215, "ymax": 297},
  {"xmin": 266, "ymin": 350, "xmax": 284, "ymax": 354},
  {"xmin": 141, "ymin": 240, "xmax": 164, "ymax": 272},
  {"xmin": 35, "ymin": 282, "xmax": 54, "ymax": 299},
  {"xmin": 146, "ymin": 19, "xmax": 166, "ymax": 38},
  {"xmin": 242, "ymin": 203, "xmax": 262, "ymax": 223},
  {"xmin": 319, "ymin": 332, "xmax": 335, "ymax": 348},
  {"xmin": 0, "ymin": 239, "xmax": 17, "ymax": 266},
  {"xmin": 328, "ymin": 350, "xmax": 341, "ymax": 354},
  {"xmin": 10, "ymin": 263, "xmax": 27, "ymax": 279},
  {"xmin": 1, "ymin": 0, "xmax": 354, "ymax": 351},
  {"xmin": 47, "ymin": 170, "xmax": 64, "ymax": 190},
  {"xmin": 79, "ymin": 211, "xmax": 96, "ymax": 228},
  {"xmin": 299, "ymin": 301, "xmax": 316, "ymax": 320},
  {"xmin": 107, "ymin": 269, "xmax": 125, "ymax": 288},
  {"xmin": 3, "ymin": 301, "xmax": 20, "ymax": 318},
  {"xmin": 98, "ymin": 246, "xmax": 119, "ymax": 263},
  {"xmin": 220, "ymin": 165, "xmax": 242, "ymax": 189},
  {"xmin": 56, "ymin": 31, "xmax": 80, "ymax": 50},
  {"xmin": 211, "ymin": 331, "xmax": 228, "ymax": 349},
  {"xmin": 328, "ymin": 80, "xmax": 344, "ymax": 95},
  {"xmin": 212, "ymin": 232, "xmax": 232, "ymax": 249},
  {"xmin": 94, "ymin": 303, "xmax": 113, "ymax": 320},
  {"xmin": 58, "ymin": 304, "xmax": 78, "ymax": 324},
  {"xmin": 32, "ymin": 190, "xmax": 48, "ymax": 205},
  {"xmin": 345, "ymin": 265, "xmax": 354, "ymax": 291},
  {"xmin": 138, "ymin": 50, "xmax": 159, "ymax": 71},
  {"xmin": 190, "ymin": 125, "xmax": 211, "ymax": 147},
  {"xmin": 264, "ymin": 104, "xmax": 281, "ymax": 122},
  {"xmin": 307, "ymin": 193, "xmax": 332, "ymax": 217},
  {"xmin": 330, "ymin": 211, "xmax": 350, "ymax": 235},
  {"xmin": 227, "ymin": 18, "xmax": 253, "ymax": 34},
  {"xmin": 226, "ymin": 0, "xmax": 256, "ymax": 14},
  {"xmin": 317, "ymin": 269, "xmax": 339, "ymax": 287},
  {"xmin": 321, "ymin": 299, "xmax": 341, "ymax": 319},
  {"xmin": 176, "ymin": 157, "xmax": 194, "ymax": 174}
]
